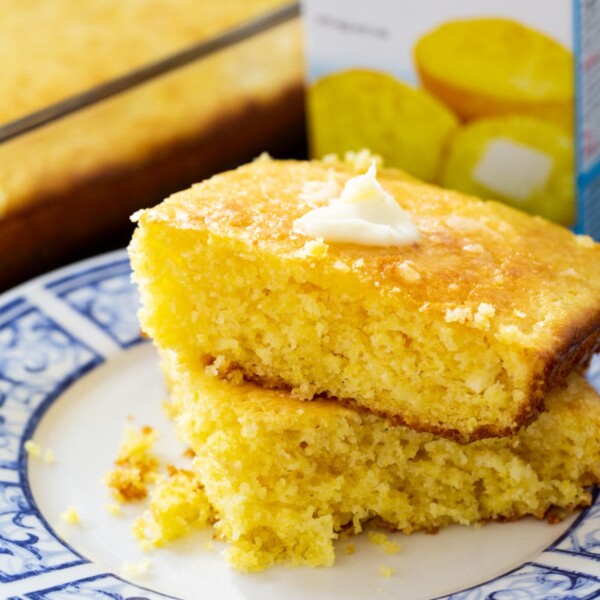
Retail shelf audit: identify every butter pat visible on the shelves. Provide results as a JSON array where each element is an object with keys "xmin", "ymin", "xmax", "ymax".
[
  {"xmin": 292, "ymin": 162, "xmax": 420, "ymax": 247},
  {"xmin": 472, "ymin": 138, "xmax": 554, "ymax": 202}
]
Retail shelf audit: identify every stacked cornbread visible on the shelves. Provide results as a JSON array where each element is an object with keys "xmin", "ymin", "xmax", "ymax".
[{"xmin": 129, "ymin": 155, "xmax": 600, "ymax": 570}]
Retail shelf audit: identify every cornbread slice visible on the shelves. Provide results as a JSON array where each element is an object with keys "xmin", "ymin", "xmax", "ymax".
[
  {"xmin": 129, "ymin": 157, "xmax": 600, "ymax": 441},
  {"xmin": 141, "ymin": 351, "xmax": 600, "ymax": 571}
]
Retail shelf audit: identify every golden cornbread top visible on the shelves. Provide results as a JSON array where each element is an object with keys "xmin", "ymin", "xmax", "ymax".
[
  {"xmin": 1, "ymin": 0, "xmax": 287, "ymax": 125},
  {"xmin": 135, "ymin": 157, "xmax": 600, "ymax": 350}
]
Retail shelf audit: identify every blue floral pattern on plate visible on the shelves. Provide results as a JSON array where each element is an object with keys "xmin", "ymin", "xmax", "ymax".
[
  {"xmin": 46, "ymin": 259, "xmax": 143, "ymax": 349},
  {"xmin": 0, "ymin": 482, "xmax": 85, "ymax": 584},
  {"xmin": 19, "ymin": 573, "xmax": 179, "ymax": 600},
  {"xmin": 0, "ymin": 299, "xmax": 101, "ymax": 471},
  {"xmin": 442, "ymin": 563, "xmax": 600, "ymax": 600},
  {"xmin": 0, "ymin": 248, "xmax": 599, "ymax": 600}
]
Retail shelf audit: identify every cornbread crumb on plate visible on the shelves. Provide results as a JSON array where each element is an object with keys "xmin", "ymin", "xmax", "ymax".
[
  {"xmin": 134, "ymin": 465, "xmax": 214, "ymax": 548},
  {"xmin": 60, "ymin": 505, "xmax": 80, "ymax": 525},
  {"xmin": 129, "ymin": 157, "xmax": 600, "ymax": 442},
  {"xmin": 24, "ymin": 439, "xmax": 42, "ymax": 458},
  {"xmin": 26, "ymin": 439, "xmax": 57, "ymax": 468},
  {"xmin": 106, "ymin": 503, "xmax": 122, "ymax": 517},
  {"xmin": 122, "ymin": 557, "xmax": 152, "ymax": 580},
  {"xmin": 368, "ymin": 531, "xmax": 402, "ymax": 555},
  {"xmin": 105, "ymin": 425, "xmax": 159, "ymax": 503},
  {"xmin": 143, "ymin": 351, "xmax": 600, "ymax": 572},
  {"xmin": 343, "ymin": 543, "xmax": 356, "ymax": 555},
  {"xmin": 378, "ymin": 565, "xmax": 396, "ymax": 579}
]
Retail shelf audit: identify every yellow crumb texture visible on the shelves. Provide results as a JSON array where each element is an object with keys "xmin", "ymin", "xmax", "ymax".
[
  {"xmin": 24, "ymin": 440, "xmax": 42, "ymax": 458},
  {"xmin": 142, "ymin": 352, "xmax": 600, "ymax": 572},
  {"xmin": 60, "ymin": 505, "xmax": 80, "ymax": 525},
  {"xmin": 106, "ymin": 503, "xmax": 122, "ymax": 517},
  {"xmin": 344, "ymin": 543, "xmax": 356, "ymax": 555},
  {"xmin": 368, "ymin": 531, "xmax": 402, "ymax": 555},
  {"xmin": 122, "ymin": 557, "xmax": 152, "ymax": 579},
  {"xmin": 105, "ymin": 425, "xmax": 159, "ymax": 503},
  {"xmin": 379, "ymin": 565, "xmax": 396, "ymax": 579},
  {"xmin": 134, "ymin": 466, "xmax": 214, "ymax": 547}
]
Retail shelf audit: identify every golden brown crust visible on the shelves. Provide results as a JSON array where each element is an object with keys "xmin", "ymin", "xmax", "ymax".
[
  {"xmin": 143, "ymin": 159, "xmax": 600, "ymax": 325},
  {"xmin": 0, "ymin": 84, "xmax": 305, "ymax": 291},
  {"xmin": 236, "ymin": 367, "xmax": 542, "ymax": 443},
  {"xmin": 136, "ymin": 159, "xmax": 600, "ymax": 441},
  {"xmin": 543, "ymin": 309, "xmax": 600, "ymax": 385}
]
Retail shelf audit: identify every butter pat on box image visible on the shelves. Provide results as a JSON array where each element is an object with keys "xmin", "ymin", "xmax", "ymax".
[{"xmin": 303, "ymin": 0, "xmax": 600, "ymax": 238}]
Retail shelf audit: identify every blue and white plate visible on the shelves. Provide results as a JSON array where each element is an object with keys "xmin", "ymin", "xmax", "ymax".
[{"xmin": 1, "ymin": 249, "xmax": 600, "ymax": 600}]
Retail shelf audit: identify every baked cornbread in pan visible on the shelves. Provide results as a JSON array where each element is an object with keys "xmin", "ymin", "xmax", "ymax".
[
  {"xmin": 0, "ymin": 1, "xmax": 303, "ymax": 290},
  {"xmin": 136, "ymin": 350, "xmax": 600, "ymax": 571},
  {"xmin": 1, "ymin": 1, "xmax": 292, "ymax": 125},
  {"xmin": 129, "ymin": 157, "xmax": 600, "ymax": 442}
]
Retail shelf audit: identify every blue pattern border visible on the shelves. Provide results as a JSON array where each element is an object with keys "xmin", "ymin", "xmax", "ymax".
[
  {"xmin": 46, "ymin": 258, "xmax": 144, "ymax": 349},
  {"xmin": 19, "ymin": 573, "xmax": 180, "ymax": 599},
  {"xmin": 439, "ymin": 562, "xmax": 600, "ymax": 600},
  {"xmin": 0, "ymin": 297, "xmax": 101, "ymax": 582}
]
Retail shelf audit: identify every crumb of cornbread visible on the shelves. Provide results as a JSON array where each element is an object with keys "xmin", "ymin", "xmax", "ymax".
[
  {"xmin": 161, "ymin": 399, "xmax": 178, "ymax": 420},
  {"xmin": 122, "ymin": 557, "xmax": 152, "ymax": 579},
  {"xmin": 24, "ymin": 440, "xmax": 55, "ymax": 464},
  {"xmin": 395, "ymin": 261, "xmax": 421, "ymax": 283},
  {"xmin": 105, "ymin": 425, "xmax": 159, "ymax": 503},
  {"xmin": 344, "ymin": 543, "xmax": 356, "ymax": 555},
  {"xmin": 60, "ymin": 505, "xmax": 80, "ymax": 525},
  {"xmin": 134, "ymin": 465, "xmax": 214, "ymax": 547},
  {"xmin": 322, "ymin": 149, "xmax": 384, "ymax": 172},
  {"xmin": 368, "ymin": 531, "xmax": 402, "ymax": 555},
  {"xmin": 150, "ymin": 352, "xmax": 600, "ymax": 572},
  {"xmin": 473, "ymin": 302, "xmax": 495, "ymax": 330},
  {"xmin": 576, "ymin": 234, "xmax": 595, "ymax": 248},
  {"xmin": 378, "ymin": 565, "xmax": 396, "ymax": 578},
  {"xmin": 444, "ymin": 305, "xmax": 472, "ymax": 324},
  {"xmin": 24, "ymin": 439, "xmax": 42, "ymax": 458},
  {"xmin": 294, "ymin": 239, "xmax": 329, "ymax": 259},
  {"xmin": 183, "ymin": 447, "xmax": 196, "ymax": 459},
  {"xmin": 106, "ymin": 503, "xmax": 122, "ymax": 517}
]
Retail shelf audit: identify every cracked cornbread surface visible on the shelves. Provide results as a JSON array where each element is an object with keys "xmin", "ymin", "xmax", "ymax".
[
  {"xmin": 129, "ymin": 157, "xmax": 600, "ymax": 442},
  {"xmin": 139, "ymin": 351, "xmax": 600, "ymax": 571}
]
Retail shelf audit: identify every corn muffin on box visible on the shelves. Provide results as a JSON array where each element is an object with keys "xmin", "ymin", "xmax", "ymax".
[{"xmin": 303, "ymin": 0, "xmax": 600, "ymax": 238}]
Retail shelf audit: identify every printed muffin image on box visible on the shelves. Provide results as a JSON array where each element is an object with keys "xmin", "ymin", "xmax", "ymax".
[
  {"xmin": 309, "ymin": 69, "xmax": 458, "ymax": 181},
  {"xmin": 303, "ymin": 0, "xmax": 600, "ymax": 234},
  {"xmin": 441, "ymin": 115, "xmax": 574, "ymax": 225},
  {"xmin": 414, "ymin": 18, "xmax": 574, "ymax": 129}
]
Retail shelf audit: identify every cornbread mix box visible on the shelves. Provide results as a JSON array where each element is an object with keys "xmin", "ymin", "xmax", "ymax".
[{"xmin": 302, "ymin": 0, "xmax": 600, "ymax": 238}]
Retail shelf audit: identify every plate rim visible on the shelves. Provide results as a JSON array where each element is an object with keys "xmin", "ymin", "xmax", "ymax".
[{"xmin": 1, "ymin": 248, "xmax": 600, "ymax": 600}]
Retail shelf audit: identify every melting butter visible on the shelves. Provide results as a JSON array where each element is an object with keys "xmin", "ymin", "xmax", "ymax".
[{"xmin": 292, "ymin": 162, "xmax": 419, "ymax": 247}]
